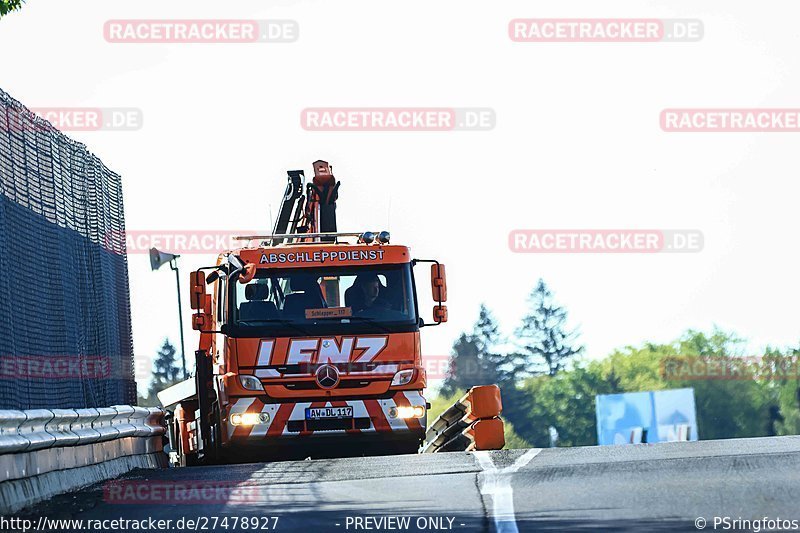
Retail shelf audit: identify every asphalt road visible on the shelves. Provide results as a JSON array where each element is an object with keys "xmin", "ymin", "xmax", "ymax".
[{"xmin": 24, "ymin": 435, "xmax": 800, "ymax": 532}]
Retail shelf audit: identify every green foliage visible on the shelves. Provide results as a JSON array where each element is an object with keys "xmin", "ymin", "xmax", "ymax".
[
  {"xmin": 775, "ymin": 377, "xmax": 800, "ymax": 436},
  {"xmin": 503, "ymin": 362, "xmax": 616, "ymax": 447},
  {"xmin": 0, "ymin": 0, "xmax": 24, "ymax": 17},
  {"xmin": 502, "ymin": 420, "xmax": 531, "ymax": 449},
  {"xmin": 594, "ymin": 329, "xmax": 776, "ymax": 441},
  {"xmin": 596, "ymin": 342, "xmax": 673, "ymax": 392},
  {"xmin": 770, "ymin": 346, "xmax": 800, "ymax": 436},
  {"xmin": 504, "ymin": 328, "xmax": 799, "ymax": 446}
]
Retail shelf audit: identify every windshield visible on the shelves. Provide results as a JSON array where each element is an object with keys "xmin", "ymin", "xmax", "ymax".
[{"xmin": 229, "ymin": 263, "xmax": 417, "ymax": 334}]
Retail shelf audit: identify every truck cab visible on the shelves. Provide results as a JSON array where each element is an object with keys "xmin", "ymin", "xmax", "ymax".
[{"xmin": 162, "ymin": 162, "xmax": 447, "ymax": 464}]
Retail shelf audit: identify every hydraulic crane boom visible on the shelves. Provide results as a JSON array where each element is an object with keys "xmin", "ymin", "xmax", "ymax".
[{"xmin": 269, "ymin": 160, "xmax": 341, "ymax": 246}]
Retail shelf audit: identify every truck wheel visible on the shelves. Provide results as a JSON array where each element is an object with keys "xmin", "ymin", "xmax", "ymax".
[
  {"xmin": 203, "ymin": 404, "xmax": 224, "ymax": 465},
  {"xmin": 177, "ymin": 423, "xmax": 201, "ymax": 467}
]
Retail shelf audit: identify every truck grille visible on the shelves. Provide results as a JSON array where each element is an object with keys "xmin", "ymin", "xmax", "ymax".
[{"xmin": 282, "ymin": 380, "xmax": 372, "ymax": 391}]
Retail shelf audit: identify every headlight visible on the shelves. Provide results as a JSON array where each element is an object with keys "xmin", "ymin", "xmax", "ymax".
[
  {"xmin": 239, "ymin": 375, "xmax": 264, "ymax": 391},
  {"xmin": 230, "ymin": 412, "xmax": 269, "ymax": 426},
  {"xmin": 389, "ymin": 405, "xmax": 426, "ymax": 419},
  {"xmin": 391, "ymin": 369, "xmax": 415, "ymax": 386}
]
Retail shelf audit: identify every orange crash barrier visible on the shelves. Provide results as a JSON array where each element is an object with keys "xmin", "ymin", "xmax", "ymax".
[{"xmin": 422, "ymin": 385, "xmax": 505, "ymax": 453}]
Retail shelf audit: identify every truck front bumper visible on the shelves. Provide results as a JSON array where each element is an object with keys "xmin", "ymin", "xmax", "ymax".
[{"xmin": 223, "ymin": 391, "xmax": 426, "ymax": 443}]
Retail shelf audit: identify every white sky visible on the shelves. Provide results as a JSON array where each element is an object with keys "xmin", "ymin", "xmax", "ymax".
[{"xmin": 1, "ymin": 1, "xmax": 799, "ymax": 390}]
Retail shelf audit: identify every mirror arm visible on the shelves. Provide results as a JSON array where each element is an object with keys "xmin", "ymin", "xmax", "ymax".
[{"xmin": 412, "ymin": 258, "xmax": 446, "ymax": 326}]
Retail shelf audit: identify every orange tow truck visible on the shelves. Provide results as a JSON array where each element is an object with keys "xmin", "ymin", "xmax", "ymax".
[{"xmin": 159, "ymin": 160, "xmax": 448, "ymax": 464}]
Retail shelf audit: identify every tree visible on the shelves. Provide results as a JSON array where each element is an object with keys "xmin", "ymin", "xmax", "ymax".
[
  {"xmin": 440, "ymin": 333, "xmax": 483, "ymax": 397},
  {"xmin": 143, "ymin": 338, "xmax": 182, "ymax": 404},
  {"xmin": 474, "ymin": 304, "xmax": 500, "ymax": 352},
  {"xmin": 512, "ymin": 279, "xmax": 584, "ymax": 378},
  {"xmin": 0, "ymin": 0, "xmax": 24, "ymax": 17},
  {"xmin": 667, "ymin": 329, "xmax": 773, "ymax": 441},
  {"xmin": 440, "ymin": 305, "xmax": 504, "ymax": 396},
  {"xmin": 747, "ymin": 345, "xmax": 800, "ymax": 438},
  {"xmin": 475, "ymin": 304, "xmax": 508, "ymax": 384}
]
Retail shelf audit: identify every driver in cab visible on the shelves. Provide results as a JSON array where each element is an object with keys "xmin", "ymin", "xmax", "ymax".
[{"xmin": 349, "ymin": 274, "xmax": 390, "ymax": 314}]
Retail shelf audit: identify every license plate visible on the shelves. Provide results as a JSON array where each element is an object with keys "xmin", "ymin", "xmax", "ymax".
[{"xmin": 305, "ymin": 406, "xmax": 353, "ymax": 420}]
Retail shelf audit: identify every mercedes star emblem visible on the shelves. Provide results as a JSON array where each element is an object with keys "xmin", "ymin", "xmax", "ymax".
[{"xmin": 315, "ymin": 364, "xmax": 340, "ymax": 389}]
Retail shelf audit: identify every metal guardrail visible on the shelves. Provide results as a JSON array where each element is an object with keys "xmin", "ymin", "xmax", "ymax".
[
  {"xmin": 0, "ymin": 406, "xmax": 164, "ymax": 455},
  {"xmin": 422, "ymin": 385, "xmax": 505, "ymax": 453},
  {"xmin": 0, "ymin": 405, "xmax": 166, "ymax": 513}
]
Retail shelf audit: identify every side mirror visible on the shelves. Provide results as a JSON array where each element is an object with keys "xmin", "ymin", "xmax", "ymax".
[
  {"xmin": 192, "ymin": 313, "xmax": 208, "ymax": 330},
  {"xmin": 189, "ymin": 271, "xmax": 206, "ymax": 310},
  {"xmin": 431, "ymin": 263, "xmax": 447, "ymax": 303},
  {"xmin": 413, "ymin": 259, "xmax": 449, "ymax": 328},
  {"xmin": 192, "ymin": 294, "xmax": 213, "ymax": 332}
]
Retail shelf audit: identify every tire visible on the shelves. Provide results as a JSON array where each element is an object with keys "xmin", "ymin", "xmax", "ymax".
[
  {"xmin": 203, "ymin": 404, "xmax": 225, "ymax": 465},
  {"xmin": 176, "ymin": 421, "xmax": 201, "ymax": 467}
]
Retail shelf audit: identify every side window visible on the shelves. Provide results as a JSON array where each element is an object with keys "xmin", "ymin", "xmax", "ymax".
[
  {"xmin": 320, "ymin": 276, "xmax": 340, "ymax": 307},
  {"xmin": 217, "ymin": 277, "xmax": 226, "ymax": 325}
]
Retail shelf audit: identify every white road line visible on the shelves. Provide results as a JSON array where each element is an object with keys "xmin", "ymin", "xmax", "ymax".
[{"xmin": 474, "ymin": 448, "xmax": 542, "ymax": 533}]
